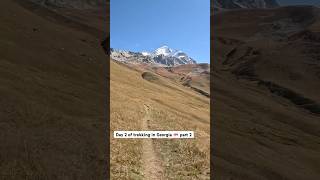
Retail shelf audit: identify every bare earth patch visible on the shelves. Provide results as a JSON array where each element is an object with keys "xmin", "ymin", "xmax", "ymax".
[{"xmin": 141, "ymin": 104, "xmax": 165, "ymax": 180}]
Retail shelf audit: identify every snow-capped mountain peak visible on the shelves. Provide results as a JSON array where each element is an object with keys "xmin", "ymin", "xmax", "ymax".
[
  {"xmin": 141, "ymin": 51, "xmax": 151, "ymax": 56},
  {"xmin": 111, "ymin": 45, "xmax": 197, "ymax": 66},
  {"xmin": 154, "ymin": 45, "xmax": 174, "ymax": 56},
  {"xmin": 173, "ymin": 51, "xmax": 188, "ymax": 58}
]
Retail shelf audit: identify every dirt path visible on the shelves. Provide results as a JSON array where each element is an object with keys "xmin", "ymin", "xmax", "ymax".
[{"xmin": 142, "ymin": 104, "xmax": 164, "ymax": 180}]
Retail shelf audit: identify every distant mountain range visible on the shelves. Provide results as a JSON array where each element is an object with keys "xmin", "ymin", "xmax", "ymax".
[
  {"xmin": 110, "ymin": 46, "xmax": 197, "ymax": 67},
  {"xmin": 213, "ymin": 0, "xmax": 279, "ymax": 12}
]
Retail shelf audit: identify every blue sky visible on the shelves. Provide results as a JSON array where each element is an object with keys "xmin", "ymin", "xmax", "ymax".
[{"xmin": 111, "ymin": 0, "xmax": 210, "ymax": 63}]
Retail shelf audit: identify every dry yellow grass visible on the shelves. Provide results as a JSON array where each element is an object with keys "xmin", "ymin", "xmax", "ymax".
[
  {"xmin": 110, "ymin": 60, "xmax": 210, "ymax": 179},
  {"xmin": 0, "ymin": 0, "xmax": 107, "ymax": 178}
]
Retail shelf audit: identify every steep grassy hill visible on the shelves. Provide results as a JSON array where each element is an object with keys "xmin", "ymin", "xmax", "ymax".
[
  {"xmin": 110, "ymin": 60, "xmax": 210, "ymax": 179},
  {"xmin": 213, "ymin": 6, "xmax": 320, "ymax": 179},
  {"xmin": 0, "ymin": 0, "xmax": 108, "ymax": 178}
]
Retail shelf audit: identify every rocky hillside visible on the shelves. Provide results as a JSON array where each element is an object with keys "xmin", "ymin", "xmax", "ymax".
[
  {"xmin": 214, "ymin": 0, "xmax": 279, "ymax": 12},
  {"xmin": 19, "ymin": 0, "xmax": 108, "ymax": 40}
]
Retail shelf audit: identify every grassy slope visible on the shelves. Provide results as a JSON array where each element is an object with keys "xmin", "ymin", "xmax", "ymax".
[
  {"xmin": 213, "ymin": 72, "xmax": 320, "ymax": 179},
  {"xmin": 110, "ymin": 60, "xmax": 210, "ymax": 179},
  {"xmin": 0, "ymin": 0, "xmax": 107, "ymax": 179},
  {"xmin": 212, "ymin": 6, "xmax": 320, "ymax": 180}
]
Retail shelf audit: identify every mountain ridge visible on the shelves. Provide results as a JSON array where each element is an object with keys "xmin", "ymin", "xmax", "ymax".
[{"xmin": 110, "ymin": 45, "xmax": 197, "ymax": 67}]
